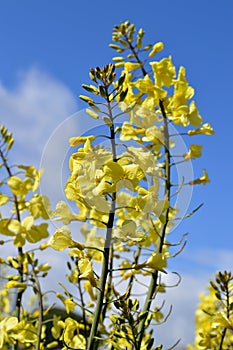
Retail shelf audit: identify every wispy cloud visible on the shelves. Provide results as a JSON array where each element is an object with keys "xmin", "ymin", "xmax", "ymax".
[
  {"xmin": 183, "ymin": 247, "xmax": 233, "ymax": 272},
  {"xmin": 0, "ymin": 67, "xmax": 77, "ymax": 165}
]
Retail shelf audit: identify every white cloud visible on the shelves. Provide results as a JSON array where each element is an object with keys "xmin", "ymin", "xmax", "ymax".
[
  {"xmin": 184, "ymin": 248, "xmax": 233, "ymax": 272},
  {"xmin": 0, "ymin": 67, "xmax": 77, "ymax": 166},
  {"xmin": 154, "ymin": 272, "xmax": 208, "ymax": 348}
]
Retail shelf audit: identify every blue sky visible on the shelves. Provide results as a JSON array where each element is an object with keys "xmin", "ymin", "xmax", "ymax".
[{"xmin": 0, "ymin": 1, "xmax": 233, "ymax": 347}]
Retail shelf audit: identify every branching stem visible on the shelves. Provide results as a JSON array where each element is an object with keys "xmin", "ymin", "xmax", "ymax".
[
  {"xmin": 136, "ymin": 100, "xmax": 171, "ymax": 347},
  {"xmin": 0, "ymin": 147, "xmax": 24, "ymax": 350},
  {"xmin": 87, "ymin": 79, "xmax": 117, "ymax": 350}
]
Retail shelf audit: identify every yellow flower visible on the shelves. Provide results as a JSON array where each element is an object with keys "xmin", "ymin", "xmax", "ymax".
[
  {"xmin": 188, "ymin": 122, "xmax": 215, "ymax": 136},
  {"xmin": 124, "ymin": 62, "xmax": 141, "ymax": 71},
  {"xmin": 63, "ymin": 318, "xmax": 86, "ymax": 349},
  {"xmin": 188, "ymin": 100, "xmax": 203, "ymax": 127},
  {"xmin": 78, "ymin": 258, "xmax": 96, "ymax": 287},
  {"xmin": 149, "ymin": 42, "xmax": 164, "ymax": 57},
  {"xmin": 0, "ymin": 194, "xmax": 9, "ymax": 206},
  {"xmin": 150, "ymin": 57, "xmax": 176, "ymax": 87},
  {"xmin": 145, "ymin": 252, "xmax": 167, "ymax": 271},
  {"xmin": 80, "ymin": 225, "xmax": 104, "ymax": 262},
  {"xmin": 84, "ymin": 280, "xmax": 96, "ymax": 301},
  {"xmin": 56, "ymin": 293, "xmax": 76, "ymax": 314},
  {"xmin": 28, "ymin": 194, "xmax": 51, "ymax": 219},
  {"xmin": 183, "ymin": 144, "xmax": 203, "ymax": 160},
  {"xmin": 142, "ymin": 125, "xmax": 164, "ymax": 146},
  {"xmin": 53, "ymin": 201, "xmax": 82, "ymax": 224},
  {"xmin": 189, "ymin": 169, "xmax": 210, "ymax": 185},
  {"xmin": 132, "ymin": 74, "xmax": 167, "ymax": 108},
  {"xmin": 0, "ymin": 317, "xmax": 18, "ymax": 348},
  {"xmin": 48, "ymin": 226, "xmax": 84, "ymax": 251},
  {"xmin": 7, "ymin": 216, "xmax": 49, "ymax": 246},
  {"xmin": 8, "ymin": 176, "xmax": 33, "ymax": 198},
  {"xmin": 167, "ymin": 66, "xmax": 195, "ymax": 126},
  {"xmin": 120, "ymin": 122, "xmax": 145, "ymax": 142},
  {"xmin": 69, "ymin": 135, "xmax": 95, "ymax": 146}
]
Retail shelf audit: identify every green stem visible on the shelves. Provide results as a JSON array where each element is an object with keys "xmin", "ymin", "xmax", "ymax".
[
  {"xmin": 102, "ymin": 244, "xmax": 113, "ymax": 321},
  {"xmin": 123, "ymin": 34, "xmax": 147, "ymax": 76},
  {"xmin": 121, "ymin": 40, "xmax": 172, "ymax": 347},
  {"xmin": 32, "ymin": 272, "xmax": 43, "ymax": 350},
  {"xmin": 87, "ymin": 83, "xmax": 117, "ymax": 350},
  {"xmin": 127, "ymin": 247, "xmax": 141, "ymax": 295},
  {"xmin": 87, "ymin": 200, "xmax": 116, "ymax": 350},
  {"xmin": 136, "ymin": 100, "xmax": 171, "ymax": 347},
  {"xmin": 0, "ymin": 148, "xmax": 24, "ymax": 350},
  {"xmin": 218, "ymin": 281, "xmax": 230, "ymax": 350},
  {"xmin": 77, "ymin": 267, "xmax": 88, "ymax": 346}
]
